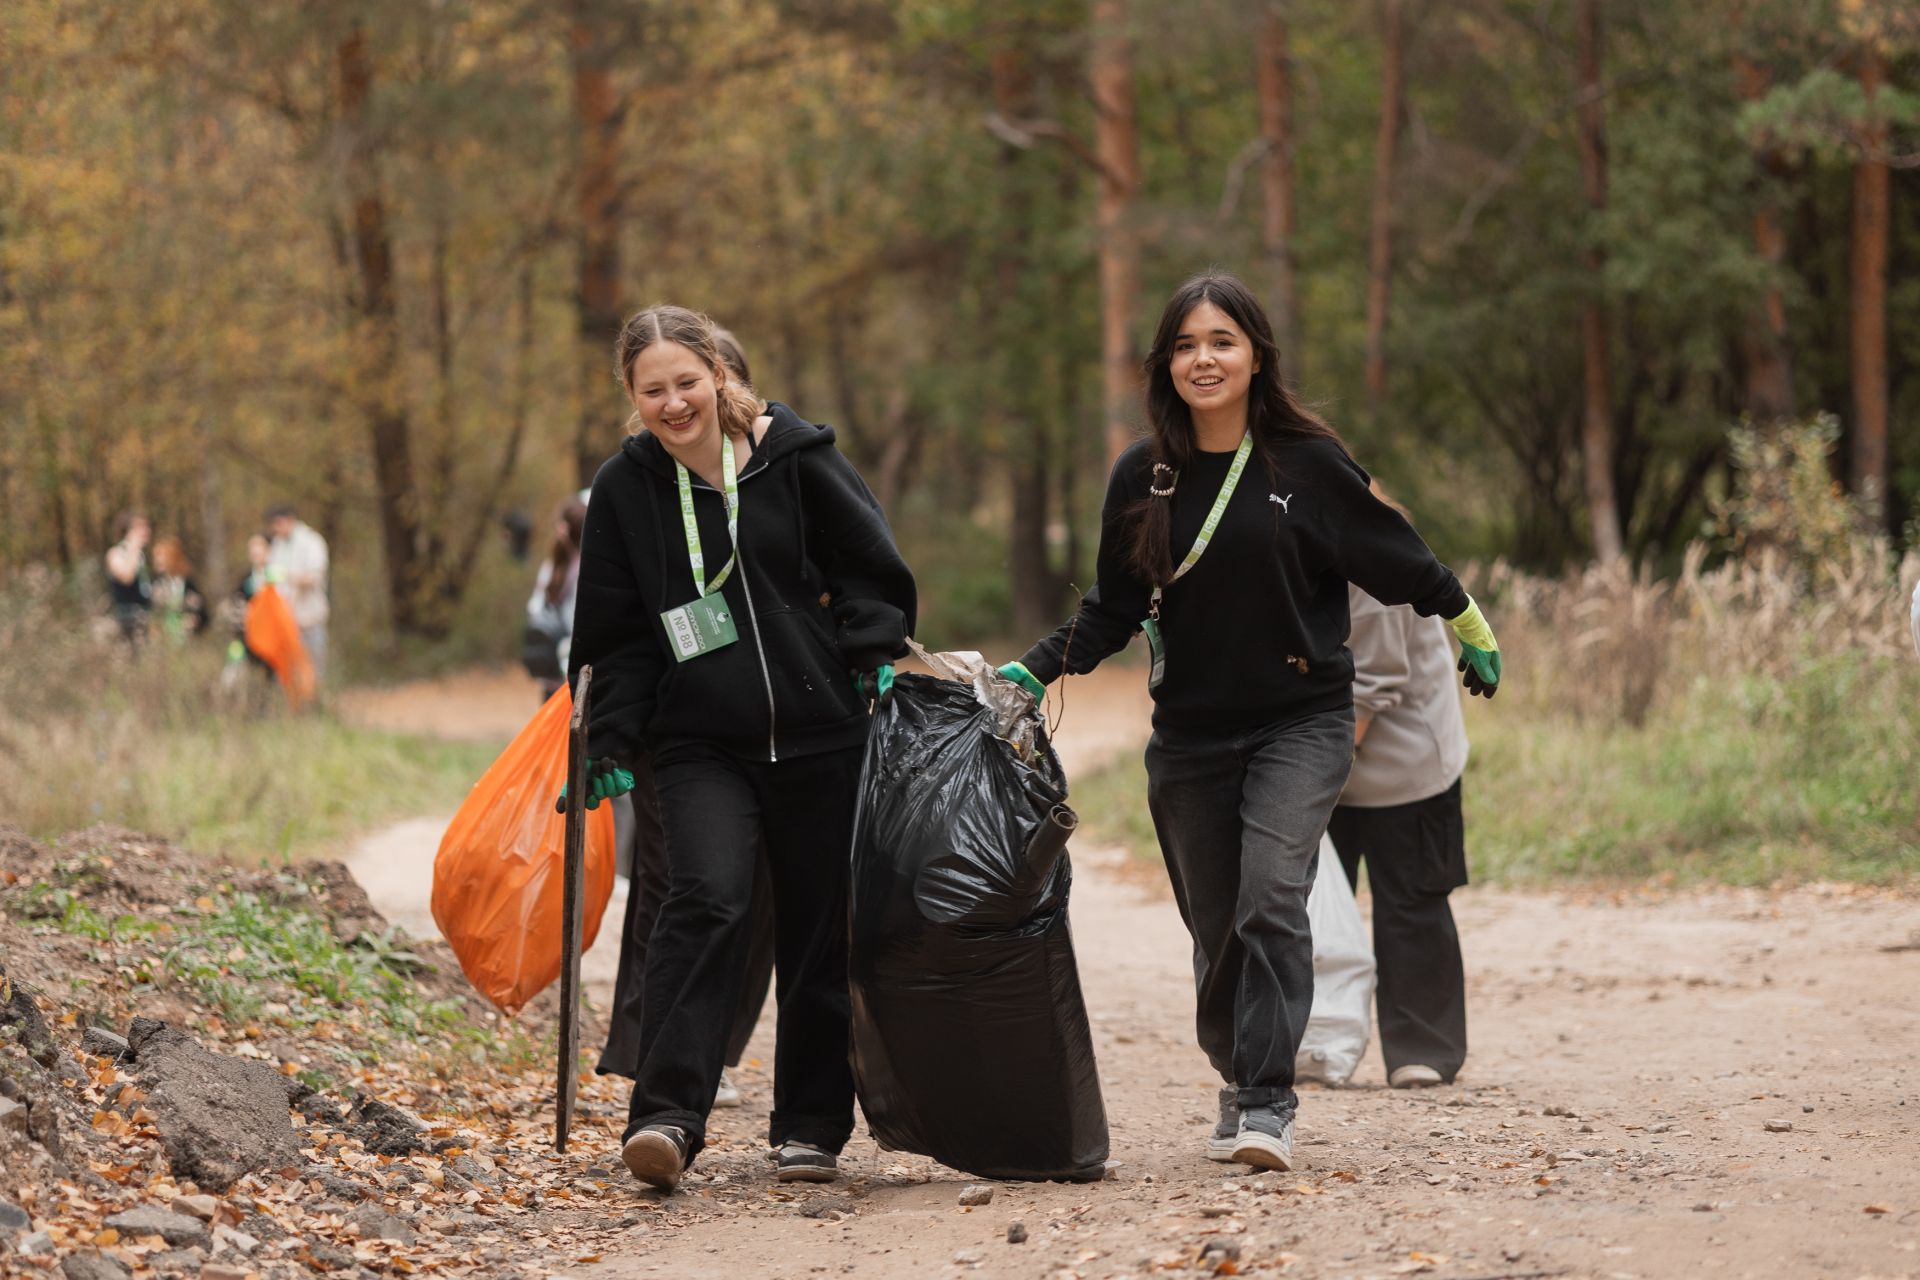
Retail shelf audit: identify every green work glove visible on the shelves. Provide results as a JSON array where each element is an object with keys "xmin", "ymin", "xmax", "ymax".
[
  {"xmin": 1446, "ymin": 595, "xmax": 1502, "ymax": 699},
  {"xmin": 553, "ymin": 757, "xmax": 636, "ymax": 813},
  {"xmin": 996, "ymin": 661, "xmax": 1046, "ymax": 703},
  {"xmin": 853, "ymin": 663, "xmax": 895, "ymax": 701}
]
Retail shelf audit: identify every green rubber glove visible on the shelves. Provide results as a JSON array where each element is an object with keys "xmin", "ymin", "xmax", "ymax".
[
  {"xmin": 1446, "ymin": 596, "xmax": 1502, "ymax": 699},
  {"xmin": 996, "ymin": 661, "xmax": 1046, "ymax": 703},
  {"xmin": 553, "ymin": 757, "xmax": 636, "ymax": 813},
  {"xmin": 853, "ymin": 663, "xmax": 895, "ymax": 701}
]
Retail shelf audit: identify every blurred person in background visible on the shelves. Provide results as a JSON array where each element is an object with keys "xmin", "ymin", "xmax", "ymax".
[
  {"xmin": 104, "ymin": 512, "xmax": 153, "ymax": 645},
  {"xmin": 266, "ymin": 504, "xmax": 330, "ymax": 686},
  {"xmin": 524, "ymin": 496, "xmax": 588, "ymax": 701},
  {"xmin": 149, "ymin": 536, "xmax": 209, "ymax": 642},
  {"xmin": 1324, "ymin": 480, "xmax": 1473, "ymax": 1089},
  {"xmin": 220, "ymin": 533, "xmax": 276, "ymax": 698}
]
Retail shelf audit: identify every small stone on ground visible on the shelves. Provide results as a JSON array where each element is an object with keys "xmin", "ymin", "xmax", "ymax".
[
  {"xmin": 102, "ymin": 1206, "xmax": 211, "ymax": 1249},
  {"xmin": 60, "ymin": 1251, "xmax": 131, "ymax": 1280}
]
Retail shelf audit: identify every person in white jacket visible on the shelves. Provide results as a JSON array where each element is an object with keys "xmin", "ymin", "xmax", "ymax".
[
  {"xmin": 1325, "ymin": 482, "xmax": 1473, "ymax": 1089},
  {"xmin": 266, "ymin": 505, "xmax": 330, "ymax": 684},
  {"xmin": 1910, "ymin": 576, "xmax": 1918, "ymax": 658}
]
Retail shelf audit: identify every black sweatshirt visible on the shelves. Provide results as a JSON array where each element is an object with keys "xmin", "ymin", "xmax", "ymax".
[
  {"xmin": 570, "ymin": 403, "xmax": 916, "ymax": 764},
  {"xmin": 1020, "ymin": 435, "xmax": 1468, "ymax": 736}
]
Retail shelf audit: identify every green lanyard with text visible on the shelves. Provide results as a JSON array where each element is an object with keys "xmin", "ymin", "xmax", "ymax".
[
  {"xmin": 1143, "ymin": 432, "xmax": 1251, "ymax": 689},
  {"xmin": 676, "ymin": 435, "xmax": 739, "ymax": 596},
  {"xmin": 662, "ymin": 436, "xmax": 742, "ymax": 662}
]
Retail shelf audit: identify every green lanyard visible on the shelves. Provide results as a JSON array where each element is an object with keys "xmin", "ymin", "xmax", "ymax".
[
  {"xmin": 1149, "ymin": 431, "xmax": 1251, "ymax": 617},
  {"xmin": 674, "ymin": 435, "xmax": 739, "ymax": 596}
]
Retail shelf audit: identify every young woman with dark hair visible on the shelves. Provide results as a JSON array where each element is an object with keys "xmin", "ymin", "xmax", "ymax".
[
  {"xmin": 525, "ymin": 496, "xmax": 587, "ymax": 699},
  {"xmin": 566, "ymin": 304, "xmax": 915, "ymax": 1192},
  {"xmin": 999, "ymin": 271, "xmax": 1500, "ymax": 1170}
]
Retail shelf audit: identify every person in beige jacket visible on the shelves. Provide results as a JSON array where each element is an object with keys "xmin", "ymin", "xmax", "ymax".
[{"xmin": 1325, "ymin": 483, "xmax": 1473, "ymax": 1088}]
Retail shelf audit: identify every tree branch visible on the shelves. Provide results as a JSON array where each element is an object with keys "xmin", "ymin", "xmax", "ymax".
[
  {"xmin": 1215, "ymin": 136, "xmax": 1269, "ymax": 224},
  {"xmin": 982, "ymin": 111, "xmax": 1119, "ymax": 185}
]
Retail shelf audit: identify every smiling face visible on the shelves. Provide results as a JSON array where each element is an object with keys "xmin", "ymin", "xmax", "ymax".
[
  {"xmin": 625, "ymin": 340, "xmax": 724, "ymax": 458},
  {"xmin": 1169, "ymin": 301, "xmax": 1260, "ymax": 421}
]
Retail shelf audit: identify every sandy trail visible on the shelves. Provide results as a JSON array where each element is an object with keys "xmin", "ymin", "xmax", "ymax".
[{"xmin": 342, "ymin": 665, "xmax": 1920, "ymax": 1280}]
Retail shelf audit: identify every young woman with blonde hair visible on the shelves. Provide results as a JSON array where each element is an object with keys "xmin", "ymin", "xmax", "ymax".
[{"xmin": 566, "ymin": 305, "xmax": 915, "ymax": 1191}]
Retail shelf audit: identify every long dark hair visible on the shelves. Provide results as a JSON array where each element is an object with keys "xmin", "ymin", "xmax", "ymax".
[
  {"xmin": 544, "ymin": 498, "xmax": 588, "ymax": 606},
  {"xmin": 1127, "ymin": 272, "xmax": 1345, "ymax": 583}
]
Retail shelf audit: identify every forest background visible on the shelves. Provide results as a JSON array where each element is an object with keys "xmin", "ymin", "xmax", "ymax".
[{"xmin": 1, "ymin": 0, "xmax": 1917, "ymax": 886}]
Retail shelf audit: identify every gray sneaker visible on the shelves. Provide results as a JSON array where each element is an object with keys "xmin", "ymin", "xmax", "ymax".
[
  {"xmin": 1229, "ymin": 1104, "xmax": 1296, "ymax": 1172},
  {"xmin": 1205, "ymin": 1087, "xmax": 1239, "ymax": 1162}
]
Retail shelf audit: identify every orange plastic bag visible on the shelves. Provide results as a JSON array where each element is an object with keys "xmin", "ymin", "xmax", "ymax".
[
  {"xmin": 243, "ymin": 584, "xmax": 316, "ymax": 709},
  {"xmin": 430, "ymin": 685, "xmax": 617, "ymax": 1015}
]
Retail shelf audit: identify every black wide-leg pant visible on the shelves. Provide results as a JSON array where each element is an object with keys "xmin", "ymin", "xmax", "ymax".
[
  {"xmin": 622, "ymin": 741, "xmax": 861, "ymax": 1158},
  {"xmin": 597, "ymin": 749, "xmax": 775, "ymax": 1080},
  {"xmin": 1326, "ymin": 778, "xmax": 1470, "ymax": 1081}
]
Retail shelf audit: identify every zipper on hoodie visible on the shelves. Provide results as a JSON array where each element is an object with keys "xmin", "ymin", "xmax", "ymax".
[
  {"xmin": 690, "ymin": 449, "xmax": 780, "ymax": 761},
  {"xmin": 702, "ymin": 465, "xmax": 779, "ymax": 762},
  {"xmin": 737, "ymin": 558, "xmax": 779, "ymax": 762}
]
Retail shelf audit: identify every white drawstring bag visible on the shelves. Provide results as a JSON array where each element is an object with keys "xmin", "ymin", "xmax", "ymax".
[{"xmin": 1295, "ymin": 833, "xmax": 1376, "ymax": 1086}]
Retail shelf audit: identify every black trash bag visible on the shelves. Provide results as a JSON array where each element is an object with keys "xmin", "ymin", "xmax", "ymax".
[{"xmin": 848, "ymin": 672, "xmax": 1109, "ymax": 1182}]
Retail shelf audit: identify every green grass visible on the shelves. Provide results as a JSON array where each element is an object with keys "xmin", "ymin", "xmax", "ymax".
[
  {"xmin": 1072, "ymin": 743, "xmax": 1159, "ymax": 864},
  {"xmin": 0, "ymin": 710, "xmax": 501, "ymax": 864},
  {"xmin": 11, "ymin": 869, "xmax": 535, "ymax": 1072},
  {"xmin": 1073, "ymin": 657, "xmax": 1920, "ymax": 889},
  {"xmin": 3, "ymin": 717, "xmax": 499, "ymax": 867}
]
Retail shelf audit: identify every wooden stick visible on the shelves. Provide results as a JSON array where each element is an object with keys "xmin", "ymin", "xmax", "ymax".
[{"xmin": 555, "ymin": 665, "xmax": 591, "ymax": 1153}]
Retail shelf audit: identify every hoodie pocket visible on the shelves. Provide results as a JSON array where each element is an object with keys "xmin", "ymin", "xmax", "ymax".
[{"xmin": 759, "ymin": 606, "xmax": 863, "ymax": 730}]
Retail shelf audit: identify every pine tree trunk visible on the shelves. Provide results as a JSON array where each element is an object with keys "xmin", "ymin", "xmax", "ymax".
[
  {"xmin": 1362, "ymin": 0, "xmax": 1404, "ymax": 406},
  {"xmin": 1849, "ymin": 43, "xmax": 1890, "ymax": 518},
  {"xmin": 1732, "ymin": 49, "xmax": 1795, "ymax": 422},
  {"xmin": 199, "ymin": 447, "xmax": 227, "ymax": 601},
  {"xmin": 570, "ymin": 10, "xmax": 627, "ymax": 488},
  {"xmin": 338, "ymin": 24, "xmax": 433, "ymax": 634},
  {"xmin": 1575, "ymin": 0, "xmax": 1624, "ymax": 564},
  {"xmin": 1092, "ymin": 0, "xmax": 1141, "ymax": 466},
  {"xmin": 995, "ymin": 46, "xmax": 1059, "ymax": 635},
  {"xmin": 1256, "ymin": 2, "xmax": 1302, "ymax": 379}
]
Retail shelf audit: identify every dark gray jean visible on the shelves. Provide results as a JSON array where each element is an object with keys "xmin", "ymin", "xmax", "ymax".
[{"xmin": 1145, "ymin": 705, "xmax": 1355, "ymax": 1112}]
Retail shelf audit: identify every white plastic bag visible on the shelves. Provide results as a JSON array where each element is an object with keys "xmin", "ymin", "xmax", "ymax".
[{"xmin": 1295, "ymin": 833, "xmax": 1376, "ymax": 1086}]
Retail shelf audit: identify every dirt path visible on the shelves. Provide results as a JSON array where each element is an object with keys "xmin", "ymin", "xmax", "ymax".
[{"xmin": 343, "ymin": 665, "xmax": 1920, "ymax": 1280}]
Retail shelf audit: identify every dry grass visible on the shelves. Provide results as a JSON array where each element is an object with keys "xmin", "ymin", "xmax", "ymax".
[
  {"xmin": 1472, "ymin": 537, "xmax": 1919, "ymax": 727},
  {"xmin": 1080, "ymin": 537, "xmax": 1920, "ymax": 889},
  {"xmin": 0, "ymin": 573, "xmax": 500, "ymax": 861}
]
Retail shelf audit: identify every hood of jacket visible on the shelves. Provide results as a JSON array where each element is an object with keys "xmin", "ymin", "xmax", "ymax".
[
  {"xmin": 619, "ymin": 402, "xmax": 836, "ymax": 481},
  {"xmin": 570, "ymin": 400, "xmax": 914, "ymax": 765}
]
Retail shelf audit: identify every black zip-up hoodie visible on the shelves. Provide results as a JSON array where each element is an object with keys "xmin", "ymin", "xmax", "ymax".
[{"xmin": 569, "ymin": 403, "xmax": 916, "ymax": 764}]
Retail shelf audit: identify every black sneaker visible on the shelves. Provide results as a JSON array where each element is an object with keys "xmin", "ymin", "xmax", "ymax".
[
  {"xmin": 621, "ymin": 1124, "xmax": 689, "ymax": 1191},
  {"xmin": 775, "ymin": 1141, "xmax": 839, "ymax": 1184},
  {"xmin": 1205, "ymin": 1086, "xmax": 1238, "ymax": 1162},
  {"xmin": 1229, "ymin": 1103, "xmax": 1296, "ymax": 1172}
]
